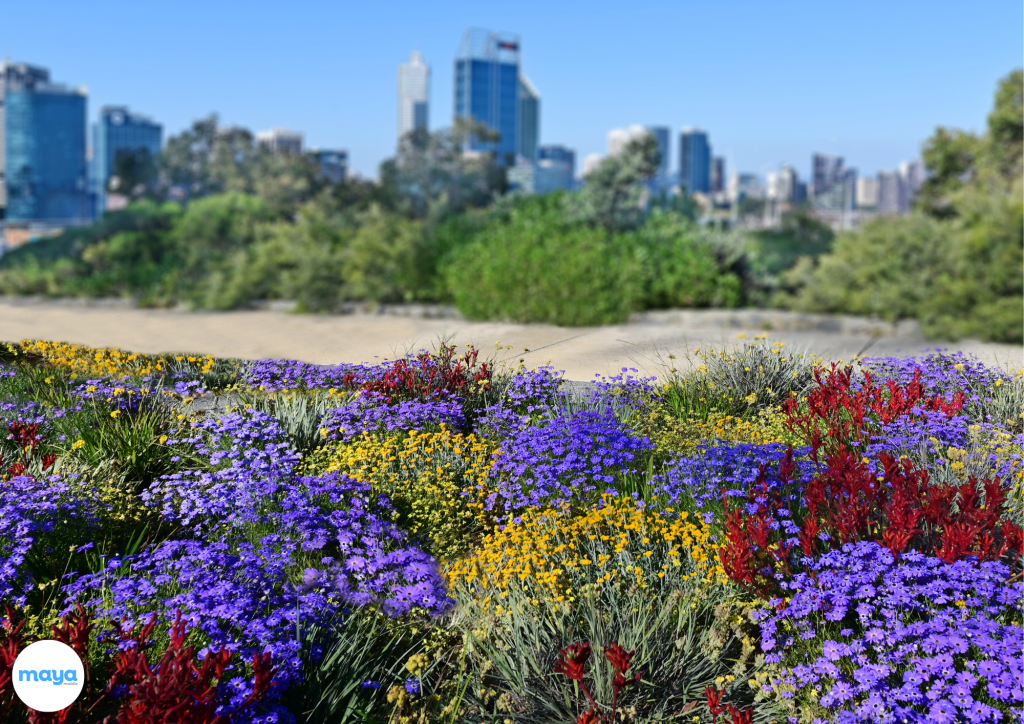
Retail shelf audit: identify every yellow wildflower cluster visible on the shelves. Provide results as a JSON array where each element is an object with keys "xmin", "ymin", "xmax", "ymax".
[
  {"xmin": 446, "ymin": 494, "xmax": 726, "ymax": 607},
  {"xmin": 642, "ymin": 406, "xmax": 795, "ymax": 456},
  {"xmin": 19, "ymin": 340, "xmax": 215, "ymax": 379},
  {"xmin": 306, "ymin": 427, "xmax": 499, "ymax": 559}
]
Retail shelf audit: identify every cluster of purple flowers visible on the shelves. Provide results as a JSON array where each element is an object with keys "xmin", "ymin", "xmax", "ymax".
[
  {"xmin": 485, "ymin": 407, "xmax": 655, "ymax": 514},
  {"xmin": 0, "ymin": 474, "xmax": 95, "ymax": 605},
  {"xmin": 320, "ymin": 394, "xmax": 467, "ymax": 442},
  {"xmin": 243, "ymin": 358, "xmax": 382, "ymax": 391},
  {"xmin": 651, "ymin": 442, "xmax": 817, "ymax": 522},
  {"xmin": 757, "ymin": 541, "xmax": 1023, "ymax": 723}
]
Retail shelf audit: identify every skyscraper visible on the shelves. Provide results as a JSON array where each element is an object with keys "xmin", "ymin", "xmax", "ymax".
[
  {"xmin": 0, "ymin": 61, "xmax": 51, "ymax": 216},
  {"xmin": 2, "ymin": 61, "xmax": 89, "ymax": 221},
  {"xmin": 711, "ymin": 157, "xmax": 725, "ymax": 193},
  {"xmin": 811, "ymin": 153, "xmax": 856, "ymax": 214},
  {"xmin": 812, "ymin": 154, "xmax": 845, "ymax": 197},
  {"xmin": 454, "ymin": 28, "xmax": 521, "ymax": 166},
  {"xmin": 93, "ymin": 106, "xmax": 162, "ymax": 214},
  {"xmin": 679, "ymin": 128, "xmax": 711, "ymax": 194},
  {"xmin": 646, "ymin": 126, "xmax": 670, "ymax": 180},
  {"xmin": 398, "ymin": 51, "xmax": 430, "ymax": 144},
  {"xmin": 518, "ymin": 75, "xmax": 540, "ymax": 162}
]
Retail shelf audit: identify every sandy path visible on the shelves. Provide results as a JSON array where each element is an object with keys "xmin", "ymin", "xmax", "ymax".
[{"xmin": 1, "ymin": 300, "xmax": 1020, "ymax": 379}]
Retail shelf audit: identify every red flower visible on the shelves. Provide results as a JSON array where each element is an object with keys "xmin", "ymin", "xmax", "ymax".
[
  {"xmin": 726, "ymin": 703, "xmax": 753, "ymax": 724},
  {"xmin": 555, "ymin": 642, "xmax": 592, "ymax": 682},
  {"xmin": 576, "ymin": 709, "xmax": 603, "ymax": 724}
]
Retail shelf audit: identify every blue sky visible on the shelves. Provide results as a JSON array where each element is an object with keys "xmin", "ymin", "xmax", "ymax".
[{"xmin": 4, "ymin": 1, "xmax": 1021, "ymax": 180}]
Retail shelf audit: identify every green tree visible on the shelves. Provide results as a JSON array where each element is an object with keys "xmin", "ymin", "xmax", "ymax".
[
  {"xmin": 568, "ymin": 132, "xmax": 661, "ymax": 232},
  {"xmin": 380, "ymin": 119, "xmax": 506, "ymax": 219}
]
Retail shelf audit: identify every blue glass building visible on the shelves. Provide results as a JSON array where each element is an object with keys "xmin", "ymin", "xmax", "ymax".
[
  {"xmin": 93, "ymin": 106, "xmax": 162, "ymax": 214},
  {"xmin": 679, "ymin": 127, "xmax": 711, "ymax": 194},
  {"xmin": 646, "ymin": 126, "xmax": 670, "ymax": 180},
  {"xmin": 4, "ymin": 78, "xmax": 89, "ymax": 221},
  {"xmin": 454, "ymin": 28, "xmax": 521, "ymax": 166}
]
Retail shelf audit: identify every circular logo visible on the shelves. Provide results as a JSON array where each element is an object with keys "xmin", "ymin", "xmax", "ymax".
[{"xmin": 12, "ymin": 640, "xmax": 85, "ymax": 712}]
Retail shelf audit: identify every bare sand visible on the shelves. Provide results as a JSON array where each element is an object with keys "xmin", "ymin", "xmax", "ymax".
[{"xmin": 1, "ymin": 299, "xmax": 1020, "ymax": 380}]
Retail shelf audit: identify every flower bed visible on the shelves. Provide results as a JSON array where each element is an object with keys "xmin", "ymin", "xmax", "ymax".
[{"xmin": 0, "ymin": 339, "xmax": 1021, "ymax": 723}]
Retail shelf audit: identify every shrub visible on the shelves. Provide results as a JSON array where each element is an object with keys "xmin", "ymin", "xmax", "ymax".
[{"xmin": 443, "ymin": 194, "xmax": 640, "ymax": 326}]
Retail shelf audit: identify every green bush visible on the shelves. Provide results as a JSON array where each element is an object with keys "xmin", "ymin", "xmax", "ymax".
[
  {"xmin": 631, "ymin": 210, "xmax": 745, "ymax": 310},
  {"xmin": 443, "ymin": 194, "xmax": 640, "ymax": 326}
]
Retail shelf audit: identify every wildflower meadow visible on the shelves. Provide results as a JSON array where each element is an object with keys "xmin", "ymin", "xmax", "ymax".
[{"xmin": 0, "ymin": 337, "xmax": 1021, "ymax": 724}]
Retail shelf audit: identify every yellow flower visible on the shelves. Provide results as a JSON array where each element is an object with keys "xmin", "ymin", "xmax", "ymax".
[
  {"xmin": 110, "ymin": 410, "xmax": 121, "ymax": 418},
  {"xmin": 71, "ymin": 439, "xmax": 86, "ymax": 450}
]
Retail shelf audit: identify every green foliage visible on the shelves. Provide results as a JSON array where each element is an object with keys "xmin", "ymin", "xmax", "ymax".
[
  {"xmin": 452, "ymin": 584, "xmax": 770, "ymax": 723},
  {"xmin": 744, "ymin": 212, "xmax": 835, "ymax": 303},
  {"xmin": 631, "ymin": 210, "xmax": 746, "ymax": 310},
  {"xmin": 566, "ymin": 131, "xmax": 661, "ymax": 232},
  {"xmin": 443, "ymin": 194, "xmax": 639, "ymax": 326}
]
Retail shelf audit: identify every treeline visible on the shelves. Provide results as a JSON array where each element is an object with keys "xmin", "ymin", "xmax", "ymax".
[{"xmin": 0, "ymin": 71, "xmax": 1020, "ymax": 341}]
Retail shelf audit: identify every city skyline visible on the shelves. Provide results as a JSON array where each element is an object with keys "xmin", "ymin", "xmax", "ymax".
[{"xmin": 1, "ymin": 0, "xmax": 1018, "ymax": 181}]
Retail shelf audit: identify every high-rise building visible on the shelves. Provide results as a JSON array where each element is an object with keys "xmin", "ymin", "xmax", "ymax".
[
  {"xmin": 537, "ymin": 144, "xmax": 575, "ymax": 193},
  {"xmin": 92, "ymin": 106, "xmax": 162, "ymax": 214},
  {"xmin": 256, "ymin": 128, "xmax": 304, "ymax": 155},
  {"xmin": 2, "ymin": 61, "xmax": 89, "ymax": 222},
  {"xmin": 398, "ymin": 51, "xmax": 430, "ymax": 144},
  {"xmin": 310, "ymin": 149, "xmax": 348, "ymax": 184},
  {"xmin": 0, "ymin": 61, "xmax": 51, "ymax": 215},
  {"xmin": 877, "ymin": 171, "xmax": 901, "ymax": 215},
  {"xmin": 728, "ymin": 173, "xmax": 764, "ymax": 203},
  {"xmin": 645, "ymin": 126, "xmax": 670, "ymax": 180},
  {"xmin": 812, "ymin": 153, "xmax": 845, "ymax": 197},
  {"xmin": 679, "ymin": 128, "xmax": 711, "ymax": 194},
  {"xmin": 900, "ymin": 160, "xmax": 926, "ymax": 202},
  {"xmin": 767, "ymin": 164, "xmax": 799, "ymax": 203},
  {"xmin": 518, "ymin": 75, "xmax": 540, "ymax": 162},
  {"xmin": 454, "ymin": 28, "xmax": 521, "ymax": 166},
  {"xmin": 856, "ymin": 176, "xmax": 879, "ymax": 209},
  {"xmin": 811, "ymin": 153, "xmax": 856, "ymax": 213},
  {"xmin": 711, "ymin": 156, "xmax": 725, "ymax": 193}
]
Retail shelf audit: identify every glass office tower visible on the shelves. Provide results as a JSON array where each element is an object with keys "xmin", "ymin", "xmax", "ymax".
[
  {"xmin": 454, "ymin": 28, "xmax": 521, "ymax": 166},
  {"xmin": 4, "ymin": 74, "xmax": 88, "ymax": 221},
  {"xmin": 93, "ymin": 106, "xmax": 162, "ymax": 214},
  {"xmin": 679, "ymin": 127, "xmax": 711, "ymax": 194}
]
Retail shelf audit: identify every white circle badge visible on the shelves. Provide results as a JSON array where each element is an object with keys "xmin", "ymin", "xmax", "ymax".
[{"xmin": 12, "ymin": 640, "xmax": 85, "ymax": 712}]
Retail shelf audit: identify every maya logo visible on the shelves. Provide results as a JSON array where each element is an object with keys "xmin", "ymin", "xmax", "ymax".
[
  {"xmin": 18, "ymin": 668, "xmax": 80, "ymax": 685},
  {"xmin": 12, "ymin": 640, "xmax": 85, "ymax": 712}
]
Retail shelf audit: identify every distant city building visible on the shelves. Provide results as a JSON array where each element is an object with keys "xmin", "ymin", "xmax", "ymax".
[
  {"xmin": 767, "ymin": 164, "xmax": 799, "ymax": 203},
  {"xmin": 256, "ymin": 128, "xmax": 304, "ymax": 155},
  {"xmin": 310, "ymin": 149, "xmax": 348, "ymax": 184},
  {"xmin": 900, "ymin": 160, "xmax": 926, "ymax": 201},
  {"xmin": 812, "ymin": 154, "xmax": 846, "ymax": 197},
  {"xmin": 454, "ymin": 27, "xmax": 521, "ymax": 166},
  {"xmin": 810, "ymin": 153, "xmax": 856, "ymax": 214},
  {"xmin": 518, "ymin": 74, "xmax": 540, "ymax": 162},
  {"xmin": 679, "ymin": 128, "xmax": 711, "ymax": 194},
  {"xmin": 537, "ymin": 144, "xmax": 575, "ymax": 193},
  {"xmin": 1, "ymin": 61, "xmax": 89, "ymax": 222},
  {"xmin": 92, "ymin": 106, "xmax": 162, "ymax": 214},
  {"xmin": 398, "ymin": 51, "xmax": 430, "ymax": 143},
  {"xmin": 711, "ymin": 156, "xmax": 725, "ymax": 193},
  {"xmin": 729, "ymin": 173, "xmax": 764, "ymax": 203},
  {"xmin": 0, "ymin": 61, "xmax": 50, "ymax": 215},
  {"xmin": 856, "ymin": 176, "xmax": 879, "ymax": 209},
  {"xmin": 645, "ymin": 126, "xmax": 670, "ymax": 180},
  {"xmin": 875, "ymin": 160, "xmax": 925, "ymax": 216}
]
